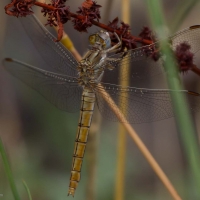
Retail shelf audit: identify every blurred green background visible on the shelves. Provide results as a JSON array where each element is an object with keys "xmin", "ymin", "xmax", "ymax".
[{"xmin": 0, "ymin": 0, "xmax": 200, "ymax": 200}]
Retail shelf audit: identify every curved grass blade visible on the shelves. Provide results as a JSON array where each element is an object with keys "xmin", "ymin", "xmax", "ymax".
[
  {"xmin": 22, "ymin": 180, "xmax": 32, "ymax": 200},
  {"xmin": 0, "ymin": 138, "xmax": 21, "ymax": 200}
]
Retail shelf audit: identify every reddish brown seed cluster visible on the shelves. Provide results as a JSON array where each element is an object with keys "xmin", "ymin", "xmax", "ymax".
[
  {"xmin": 4, "ymin": 0, "xmax": 153, "ymax": 47},
  {"xmin": 41, "ymin": 0, "xmax": 71, "ymax": 41},
  {"xmin": 5, "ymin": 0, "xmax": 35, "ymax": 17},
  {"xmin": 73, "ymin": 1, "xmax": 101, "ymax": 32},
  {"xmin": 108, "ymin": 18, "xmax": 137, "ymax": 50},
  {"xmin": 4, "ymin": 0, "xmax": 199, "ymax": 76},
  {"xmin": 175, "ymin": 42, "xmax": 194, "ymax": 73},
  {"xmin": 42, "ymin": 0, "xmax": 71, "ymax": 26}
]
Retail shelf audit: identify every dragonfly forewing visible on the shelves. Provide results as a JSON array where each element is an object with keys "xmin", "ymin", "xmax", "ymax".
[
  {"xmin": 20, "ymin": 15, "xmax": 79, "ymax": 77},
  {"xmin": 3, "ymin": 58, "xmax": 82, "ymax": 112}
]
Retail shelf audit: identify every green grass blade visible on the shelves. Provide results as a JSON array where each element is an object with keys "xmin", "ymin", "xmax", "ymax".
[
  {"xmin": 146, "ymin": 0, "xmax": 200, "ymax": 198},
  {"xmin": 22, "ymin": 180, "xmax": 32, "ymax": 200},
  {"xmin": 0, "ymin": 138, "xmax": 21, "ymax": 200}
]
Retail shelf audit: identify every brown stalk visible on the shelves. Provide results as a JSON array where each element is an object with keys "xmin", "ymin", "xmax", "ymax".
[
  {"xmin": 115, "ymin": 0, "xmax": 130, "ymax": 200},
  {"xmin": 60, "ymin": 35, "xmax": 82, "ymax": 61},
  {"xmin": 191, "ymin": 64, "xmax": 200, "ymax": 76},
  {"xmin": 54, "ymin": 27, "xmax": 82, "ymax": 61}
]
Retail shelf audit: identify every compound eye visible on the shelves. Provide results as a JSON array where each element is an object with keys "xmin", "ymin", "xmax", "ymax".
[{"xmin": 89, "ymin": 35, "xmax": 96, "ymax": 44}]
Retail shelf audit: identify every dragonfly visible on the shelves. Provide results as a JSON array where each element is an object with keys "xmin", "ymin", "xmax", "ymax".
[{"xmin": 3, "ymin": 15, "xmax": 200, "ymax": 196}]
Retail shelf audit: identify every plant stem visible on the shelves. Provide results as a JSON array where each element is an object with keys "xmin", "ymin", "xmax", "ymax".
[
  {"xmin": 22, "ymin": 180, "xmax": 32, "ymax": 200},
  {"xmin": 59, "ymin": 30, "xmax": 82, "ymax": 61},
  {"xmin": 0, "ymin": 138, "xmax": 21, "ymax": 200},
  {"xmin": 146, "ymin": 0, "xmax": 200, "ymax": 198},
  {"xmin": 191, "ymin": 65, "xmax": 200, "ymax": 76}
]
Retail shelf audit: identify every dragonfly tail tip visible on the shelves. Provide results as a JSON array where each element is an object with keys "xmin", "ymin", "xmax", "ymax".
[{"xmin": 68, "ymin": 188, "xmax": 75, "ymax": 197}]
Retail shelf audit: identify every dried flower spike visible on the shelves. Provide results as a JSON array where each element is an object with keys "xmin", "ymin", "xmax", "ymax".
[
  {"xmin": 5, "ymin": 0, "xmax": 35, "ymax": 17},
  {"xmin": 73, "ymin": 1, "xmax": 101, "ymax": 32},
  {"xmin": 4, "ymin": 0, "xmax": 154, "ymax": 47}
]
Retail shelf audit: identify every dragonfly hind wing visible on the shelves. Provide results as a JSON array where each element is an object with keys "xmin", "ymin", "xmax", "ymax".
[
  {"xmin": 102, "ymin": 41, "xmax": 164, "ymax": 83},
  {"xmin": 95, "ymin": 83, "xmax": 200, "ymax": 124},
  {"xmin": 20, "ymin": 14, "xmax": 78, "ymax": 77},
  {"xmin": 102, "ymin": 57, "xmax": 164, "ymax": 86},
  {"xmin": 171, "ymin": 25, "xmax": 200, "ymax": 54},
  {"xmin": 3, "ymin": 58, "xmax": 82, "ymax": 113},
  {"xmin": 103, "ymin": 25, "xmax": 200, "ymax": 83}
]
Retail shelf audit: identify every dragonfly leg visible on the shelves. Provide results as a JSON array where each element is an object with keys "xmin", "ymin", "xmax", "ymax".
[{"xmin": 104, "ymin": 32, "xmax": 122, "ymax": 53}]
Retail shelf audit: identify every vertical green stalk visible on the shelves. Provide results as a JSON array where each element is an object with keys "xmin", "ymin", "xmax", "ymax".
[
  {"xmin": 146, "ymin": 0, "xmax": 200, "ymax": 197},
  {"xmin": 0, "ymin": 138, "xmax": 21, "ymax": 200}
]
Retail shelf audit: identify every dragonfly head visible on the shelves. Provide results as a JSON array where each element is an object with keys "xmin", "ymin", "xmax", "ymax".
[{"xmin": 89, "ymin": 30, "xmax": 111, "ymax": 49}]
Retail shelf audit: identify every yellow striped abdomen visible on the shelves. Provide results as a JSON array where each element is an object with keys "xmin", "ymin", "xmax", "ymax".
[{"xmin": 68, "ymin": 89, "xmax": 95, "ymax": 196}]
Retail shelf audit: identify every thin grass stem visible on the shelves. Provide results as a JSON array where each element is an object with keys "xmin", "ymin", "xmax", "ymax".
[
  {"xmin": 22, "ymin": 180, "xmax": 32, "ymax": 200},
  {"xmin": 146, "ymin": 0, "xmax": 200, "ymax": 198},
  {"xmin": 0, "ymin": 138, "xmax": 21, "ymax": 200}
]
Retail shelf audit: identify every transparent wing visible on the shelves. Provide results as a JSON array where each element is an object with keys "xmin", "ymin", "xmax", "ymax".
[
  {"xmin": 20, "ymin": 14, "xmax": 79, "ymax": 77},
  {"xmin": 102, "ymin": 25, "xmax": 200, "ymax": 83},
  {"xmin": 171, "ymin": 25, "xmax": 200, "ymax": 53},
  {"xmin": 102, "ymin": 56, "xmax": 164, "ymax": 87},
  {"xmin": 95, "ymin": 83, "xmax": 200, "ymax": 124},
  {"xmin": 102, "ymin": 42, "xmax": 162, "ymax": 83},
  {"xmin": 3, "ymin": 58, "xmax": 82, "ymax": 112}
]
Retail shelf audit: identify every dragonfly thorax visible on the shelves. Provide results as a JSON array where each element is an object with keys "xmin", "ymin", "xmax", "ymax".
[{"xmin": 77, "ymin": 49, "xmax": 106, "ymax": 88}]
